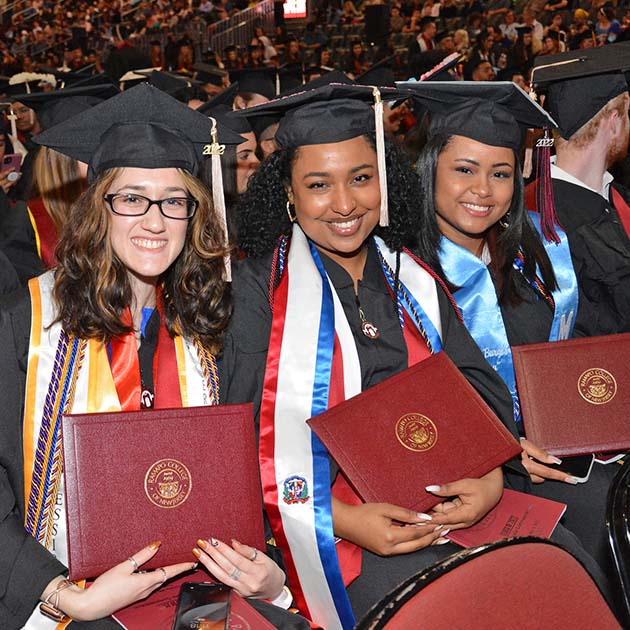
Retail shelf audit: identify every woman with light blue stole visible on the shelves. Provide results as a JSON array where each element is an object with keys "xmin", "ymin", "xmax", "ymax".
[
  {"xmin": 220, "ymin": 83, "xmax": 613, "ymax": 628},
  {"xmin": 408, "ymin": 80, "xmax": 620, "ymax": 577}
]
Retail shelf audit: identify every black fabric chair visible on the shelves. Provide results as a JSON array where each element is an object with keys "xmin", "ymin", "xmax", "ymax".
[
  {"xmin": 607, "ymin": 458, "xmax": 630, "ymax": 629},
  {"xmin": 355, "ymin": 537, "xmax": 621, "ymax": 630}
]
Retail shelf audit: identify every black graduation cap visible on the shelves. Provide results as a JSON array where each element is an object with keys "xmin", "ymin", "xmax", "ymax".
[
  {"xmin": 200, "ymin": 82, "xmax": 239, "ymax": 109},
  {"xmin": 0, "ymin": 74, "xmax": 55, "ymax": 97},
  {"xmin": 280, "ymin": 69, "xmax": 353, "ymax": 98},
  {"xmin": 531, "ymin": 42, "xmax": 630, "ymax": 139},
  {"xmin": 33, "ymin": 83, "xmax": 245, "ymax": 180},
  {"xmin": 545, "ymin": 29, "xmax": 561, "ymax": 42},
  {"xmin": 516, "ymin": 26, "xmax": 533, "ymax": 36},
  {"xmin": 356, "ymin": 55, "xmax": 397, "ymax": 88},
  {"xmin": 7, "ymin": 83, "xmax": 120, "ymax": 131},
  {"xmin": 197, "ymin": 102, "xmax": 252, "ymax": 136},
  {"xmin": 134, "ymin": 70, "xmax": 202, "ymax": 103},
  {"xmin": 419, "ymin": 16, "xmax": 436, "ymax": 29},
  {"xmin": 192, "ymin": 63, "xmax": 229, "ymax": 87},
  {"xmin": 228, "ymin": 68, "xmax": 277, "ymax": 99},
  {"xmin": 236, "ymin": 83, "xmax": 407, "ymax": 225},
  {"xmin": 399, "ymin": 80, "xmax": 555, "ymax": 149}
]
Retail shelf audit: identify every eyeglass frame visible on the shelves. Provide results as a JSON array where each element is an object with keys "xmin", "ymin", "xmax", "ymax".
[{"xmin": 103, "ymin": 193, "xmax": 199, "ymax": 220}]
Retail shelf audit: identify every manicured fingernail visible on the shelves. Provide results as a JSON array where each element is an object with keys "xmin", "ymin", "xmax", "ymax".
[
  {"xmin": 192, "ymin": 548, "xmax": 201, "ymax": 558},
  {"xmin": 434, "ymin": 524, "xmax": 444, "ymax": 532},
  {"xmin": 425, "ymin": 485, "xmax": 440, "ymax": 492},
  {"xmin": 441, "ymin": 529, "xmax": 451, "ymax": 536},
  {"xmin": 550, "ymin": 456, "xmax": 562, "ymax": 465},
  {"xmin": 149, "ymin": 540, "xmax": 161, "ymax": 550},
  {"xmin": 436, "ymin": 537, "xmax": 450, "ymax": 545},
  {"xmin": 191, "ymin": 562, "xmax": 199, "ymax": 570},
  {"xmin": 196, "ymin": 539, "xmax": 208, "ymax": 550},
  {"xmin": 210, "ymin": 537, "xmax": 220, "ymax": 547},
  {"xmin": 417, "ymin": 512, "xmax": 433, "ymax": 521},
  {"xmin": 565, "ymin": 476, "xmax": 579, "ymax": 485}
]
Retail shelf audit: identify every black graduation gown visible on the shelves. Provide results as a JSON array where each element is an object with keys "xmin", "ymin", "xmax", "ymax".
[
  {"xmin": 0, "ymin": 291, "xmax": 309, "ymax": 630},
  {"xmin": 0, "ymin": 196, "xmax": 45, "ymax": 286},
  {"xmin": 0, "ymin": 247, "xmax": 19, "ymax": 296},
  {"xmin": 550, "ymin": 178, "xmax": 630, "ymax": 335},
  {"xmin": 220, "ymin": 243, "xmax": 542, "ymax": 617}
]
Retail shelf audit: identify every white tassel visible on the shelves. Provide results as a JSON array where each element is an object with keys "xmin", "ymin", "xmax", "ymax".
[
  {"xmin": 373, "ymin": 87, "xmax": 388, "ymax": 227},
  {"xmin": 207, "ymin": 116, "xmax": 231, "ymax": 282},
  {"xmin": 1, "ymin": 103, "xmax": 18, "ymax": 139}
]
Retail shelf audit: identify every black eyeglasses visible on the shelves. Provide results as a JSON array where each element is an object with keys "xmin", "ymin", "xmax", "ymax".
[{"xmin": 104, "ymin": 193, "xmax": 198, "ymax": 220}]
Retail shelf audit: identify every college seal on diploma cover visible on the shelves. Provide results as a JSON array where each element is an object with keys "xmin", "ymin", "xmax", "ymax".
[
  {"xmin": 144, "ymin": 458, "xmax": 192, "ymax": 508},
  {"xmin": 396, "ymin": 413, "xmax": 438, "ymax": 452},
  {"xmin": 578, "ymin": 368, "xmax": 617, "ymax": 405}
]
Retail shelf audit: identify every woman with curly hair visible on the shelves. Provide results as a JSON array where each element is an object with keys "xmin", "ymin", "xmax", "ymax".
[
  {"xmin": 0, "ymin": 84, "xmax": 299, "ymax": 630},
  {"xmin": 407, "ymin": 80, "xmax": 618, "ymax": 585},
  {"xmin": 221, "ymin": 85, "xmax": 532, "ymax": 629}
]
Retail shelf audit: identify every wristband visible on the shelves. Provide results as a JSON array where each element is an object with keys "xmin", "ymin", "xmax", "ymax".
[
  {"xmin": 270, "ymin": 585, "xmax": 293, "ymax": 609},
  {"xmin": 40, "ymin": 578, "xmax": 76, "ymax": 622}
]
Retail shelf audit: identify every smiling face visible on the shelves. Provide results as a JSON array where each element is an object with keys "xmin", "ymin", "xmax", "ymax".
[
  {"xmin": 287, "ymin": 136, "xmax": 380, "ymax": 275},
  {"xmin": 106, "ymin": 167, "xmax": 190, "ymax": 290},
  {"xmin": 434, "ymin": 135, "xmax": 515, "ymax": 255}
]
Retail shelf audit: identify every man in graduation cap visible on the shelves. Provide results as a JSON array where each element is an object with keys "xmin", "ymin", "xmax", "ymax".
[{"xmin": 527, "ymin": 43, "xmax": 630, "ymax": 334}]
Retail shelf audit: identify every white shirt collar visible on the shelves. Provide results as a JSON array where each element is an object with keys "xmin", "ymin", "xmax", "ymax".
[{"xmin": 550, "ymin": 156, "xmax": 613, "ymax": 200}]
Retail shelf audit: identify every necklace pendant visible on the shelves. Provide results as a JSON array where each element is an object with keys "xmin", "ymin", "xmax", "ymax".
[{"xmin": 361, "ymin": 319, "xmax": 380, "ymax": 340}]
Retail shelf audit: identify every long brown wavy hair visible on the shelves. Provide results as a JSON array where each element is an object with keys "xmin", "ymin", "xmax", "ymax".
[
  {"xmin": 53, "ymin": 168, "xmax": 231, "ymax": 354},
  {"xmin": 31, "ymin": 147, "xmax": 85, "ymax": 230}
]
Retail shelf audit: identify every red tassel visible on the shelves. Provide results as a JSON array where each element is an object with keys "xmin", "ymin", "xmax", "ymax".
[{"xmin": 535, "ymin": 130, "xmax": 562, "ymax": 244}]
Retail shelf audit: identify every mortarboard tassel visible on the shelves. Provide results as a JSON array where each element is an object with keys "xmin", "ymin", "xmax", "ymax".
[
  {"xmin": 1, "ymin": 103, "xmax": 18, "ymax": 139},
  {"xmin": 373, "ymin": 87, "xmax": 389, "ymax": 227},
  {"xmin": 207, "ymin": 116, "xmax": 232, "ymax": 281},
  {"xmin": 535, "ymin": 128, "xmax": 561, "ymax": 244}
]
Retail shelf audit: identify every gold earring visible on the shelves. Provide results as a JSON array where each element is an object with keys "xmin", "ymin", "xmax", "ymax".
[{"xmin": 286, "ymin": 200, "xmax": 296, "ymax": 223}]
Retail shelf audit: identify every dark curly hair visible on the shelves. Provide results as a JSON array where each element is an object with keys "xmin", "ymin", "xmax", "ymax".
[
  {"xmin": 416, "ymin": 132, "xmax": 558, "ymax": 305},
  {"xmin": 53, "ymin": 168, "xmax": 232, "ymax": 354},
  {"xmin": 236, "ymin": 134, "xmax": 442, "ymax": 270}
]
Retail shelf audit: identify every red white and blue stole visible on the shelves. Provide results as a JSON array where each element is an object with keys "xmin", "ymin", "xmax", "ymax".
[
  {"xmin": 22, "ymin": 271, "xmax": 217, "ymax": 580},
  {"xmin": 259, "ymin": 225, "xmax": 443, "ymax": 630},
  {"xmin": 438, "ymin": 212, "xmax": 577, "ymax": 429}
]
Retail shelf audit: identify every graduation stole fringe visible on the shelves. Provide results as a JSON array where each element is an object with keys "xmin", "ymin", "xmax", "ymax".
[{"xmin": 24, "ymin": 331, "xmax": 86, "ymax": 546}]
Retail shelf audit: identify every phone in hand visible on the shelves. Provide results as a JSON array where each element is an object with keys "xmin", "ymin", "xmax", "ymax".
[
  {"xmin": 1, "ymin": 153, "xmax": 22, "ymax": 181},
  {"xmin": 547, "ymin": 453, "xmax": 595, "ymax": 483},
  {"xmin": 172, "ymin": 582, "xmax": 231, "ymax": 630}
]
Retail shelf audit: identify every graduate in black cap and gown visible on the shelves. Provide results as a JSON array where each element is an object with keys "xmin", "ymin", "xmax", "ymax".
[
  {"xmin": 0, "ymin": 84, "xmax": 305, "ymax": 630},
  {"xmin": 221, "ymin": 84, "xmax": 613, "ymax": 629},
  {"xmin": 407, "ymin": 79, "xmax": 621, "ymax": 578},
  {"xmin": 527, "ymin": 43, "xmax": 630, "ymax": 334},
  {"xmin": 0, "ymin": 84, "xmax": 118, "ymax": 284}
]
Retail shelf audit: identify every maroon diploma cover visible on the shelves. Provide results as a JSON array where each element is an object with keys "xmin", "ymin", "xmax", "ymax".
[
  {"xmin": 62, "ymin": 404, "xmax": 266, "ymax": 580},
  {"xmin": 513, "ymin": 334, "xmax": 630, "ymax": 457},
  {"xmin": 307, "ymin": 352, "xmax": 522, "ymax": 513}
]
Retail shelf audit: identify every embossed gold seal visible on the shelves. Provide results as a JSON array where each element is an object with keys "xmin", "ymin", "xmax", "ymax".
[
  {"xmin": 144, "ymin": 459, "xmax": 192, "ymax": 509},
  {"xmin": 396, "ymin": 413, "xmax": 438, "ymax": 452},
  {"xmin": 578, "ymin": 368, "xmax": 617, "ymax": 405}
]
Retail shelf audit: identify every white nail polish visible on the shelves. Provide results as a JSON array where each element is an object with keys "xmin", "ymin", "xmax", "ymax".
[
  {"xmin": 565, "ymin": 476, "xmax": 579, "ymax": 485},
  {"xmin": 425, "ymin": 485, "xmax": 440, "ymax": 492},
  {"xmin": 434, "ymin": 524, "xmax": 444, "ymax": 532},
  {"xmin": 551, "ymin": 456, "xmax": 562, "ymax": 465},
  {"xmin": 417, "ymin": 512, "xmax": 433, "ymax": 521},
  {"xmin": 436, "ymin": 537, "xmax": 450, "ymax": 545}
]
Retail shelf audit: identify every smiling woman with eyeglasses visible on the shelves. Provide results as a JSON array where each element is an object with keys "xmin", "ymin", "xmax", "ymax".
[{"xmin": 0, "ymin": 85, "xmax": 298, "ymax": 630}]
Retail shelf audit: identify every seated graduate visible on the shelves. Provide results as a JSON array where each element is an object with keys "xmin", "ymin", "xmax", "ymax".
[
  {"xmin": 220, "ymin": 83, "xmax": 562, "ymax": 628},
  {"xmin": 408, "ymin": 80, "xmax": 620, "ymax": 576},
  {"xmin": 0, "ymin": 84, "xmax": 299, "ymax": 630},
  {"xmin": 0, "ymin": 85, "xmax": 118, "ymax": 285}
]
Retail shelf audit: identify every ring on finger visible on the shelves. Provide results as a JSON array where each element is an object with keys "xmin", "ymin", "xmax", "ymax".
[
  {"xmin": 157, "ymin": 567, "xmax": 167, "ymax": 584},
  {"xmin": 128, "ymin": 556, "xmax": 139, "ymax": 572},
  {"xmin": 249, "ymin": 549, "xmax": 258, "ymax": 561},
  {"xmin": 229, "ymin": 567, "xmax": 241, "ymax": 581}
]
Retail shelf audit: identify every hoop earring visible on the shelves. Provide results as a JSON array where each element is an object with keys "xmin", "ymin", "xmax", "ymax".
[
  {"xmin": 498, "ymin": 212, "xmax": 510, "ymax": 229},
  {"xmin": 286, "ymin": 200, "xmax": 296, "ymax": 223}
]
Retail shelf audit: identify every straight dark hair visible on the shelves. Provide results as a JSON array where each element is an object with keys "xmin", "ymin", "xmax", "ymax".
[{"xmin": 416, "ymin": 132, "xmax": 558, "ymax": 305}]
